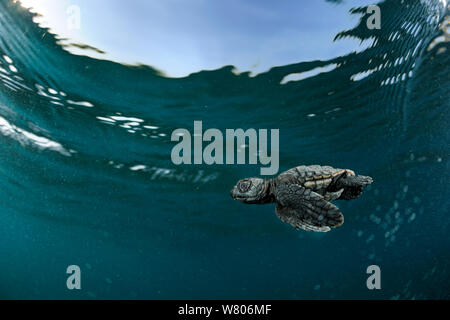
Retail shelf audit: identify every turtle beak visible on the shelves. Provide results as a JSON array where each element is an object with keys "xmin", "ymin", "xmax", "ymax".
[{"xmin": 230, "ymin": 187, "xmax": 235, "ymax": 198}]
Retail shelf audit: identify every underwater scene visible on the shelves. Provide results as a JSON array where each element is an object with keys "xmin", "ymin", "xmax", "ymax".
[{"xmin": 0, "ymin": 0, "xmax": 448, "ymax": 299}]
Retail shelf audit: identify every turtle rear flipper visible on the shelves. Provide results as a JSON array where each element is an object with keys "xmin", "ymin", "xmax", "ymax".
[
  {"xmin": 274, "ymin": 184, "xmax": 344, "ymax": 232},
  {"xmin": 335, "ymin": 175, "xmax": 373, "ymax": 200}
]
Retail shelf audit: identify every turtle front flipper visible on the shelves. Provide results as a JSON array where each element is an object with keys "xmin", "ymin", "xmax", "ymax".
[{"xmin": 274, "ymin": 183, "xmax": 344, "ymax": 232}]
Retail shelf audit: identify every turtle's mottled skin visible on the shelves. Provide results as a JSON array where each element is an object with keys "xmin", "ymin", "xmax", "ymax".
[{"xmin": 230, "ymin": 165, "xmax": 373, "ymax": 232}]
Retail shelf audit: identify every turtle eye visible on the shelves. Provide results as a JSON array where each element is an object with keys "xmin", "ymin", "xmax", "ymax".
[{"xmin": 239, "ymin": 180, "xmax": 251, "ymax": 192}]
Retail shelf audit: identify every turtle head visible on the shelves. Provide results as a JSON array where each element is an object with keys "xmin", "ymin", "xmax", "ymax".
[{"xmin": 230, "ymin": 177, "xmax": 271, "ymax": 204}]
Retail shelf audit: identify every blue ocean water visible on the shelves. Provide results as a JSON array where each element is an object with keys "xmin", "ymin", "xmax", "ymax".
[{"xmin": 0, "ymin": 0, "xmax": 449, "ymax": 299}]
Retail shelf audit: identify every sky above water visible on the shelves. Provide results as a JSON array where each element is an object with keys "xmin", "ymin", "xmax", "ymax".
[{"xmin": 19, "ymin": 0, "xmax": 376, "ymax": 77}]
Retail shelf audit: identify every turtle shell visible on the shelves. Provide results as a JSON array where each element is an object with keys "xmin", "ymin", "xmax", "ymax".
[{"xmin": 278, "ymin": 165, "xmax": 355, "ymax": 194}]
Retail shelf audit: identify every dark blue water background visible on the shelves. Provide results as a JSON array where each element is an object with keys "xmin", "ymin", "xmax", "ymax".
[{"xmin": 0, "ymin": 0, "xmax": 449, "ymax": 299}]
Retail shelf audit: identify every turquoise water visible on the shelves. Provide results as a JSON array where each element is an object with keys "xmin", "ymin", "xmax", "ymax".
[{"xmin": 0, "ymin": 0, "xmax": 449, "ymax": 299}]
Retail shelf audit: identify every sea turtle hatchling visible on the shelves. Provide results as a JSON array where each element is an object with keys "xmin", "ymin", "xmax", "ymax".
[{"xmin": 230, "ymin": 165, "xmax": 373, "ymax": 232}]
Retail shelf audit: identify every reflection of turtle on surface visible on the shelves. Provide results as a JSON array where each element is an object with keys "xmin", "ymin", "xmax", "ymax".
[{"xmin": 230, "ymin": 165, "xmax": 373, "ymax": 232}]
